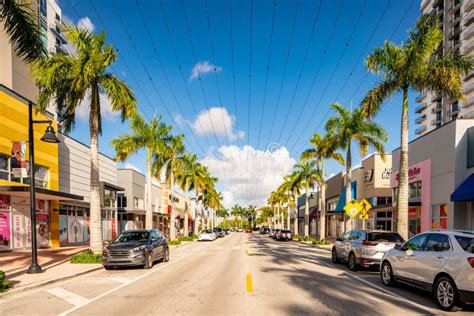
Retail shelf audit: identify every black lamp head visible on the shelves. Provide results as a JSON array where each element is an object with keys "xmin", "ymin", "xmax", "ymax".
[{"xmin": 40, "ymin": 124, "xmax": 60, "ymax": 143}]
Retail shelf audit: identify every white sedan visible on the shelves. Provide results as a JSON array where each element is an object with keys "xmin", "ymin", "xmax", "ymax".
[{"xmin": 198, "ymin": 229, "xmax": 217, "ymax": 241}]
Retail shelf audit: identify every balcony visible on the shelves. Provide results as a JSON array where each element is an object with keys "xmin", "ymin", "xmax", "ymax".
[
  {"xmin": 421, "ymin": 0, "xmax": 431, "ymax": 11},
  {"xmin": 450, "ymin": 0, "xmax": 462, "ymax": 10},
  {"xmin": 465, "ymin": 12, "xmax": 474, "ymax": 27},
  {"xmin": 462, "ymin": 97, "xmax": 474, "ymax": 108},
  {"xmin": 431, "ymin": 94, "xmax": 442, "ymax": 102},
  {"xmin": 415, "ymin": 125, "xmax": 427, "ymax": 135},
  {"xmin": 452, "ymin": 38, "xmax": 461, "ymax": 49},
  {"xmin": 431, "ymin": 106, "xmax": 443, "ymax": 114},
  {"xmin": 416, "ymin": 93, "xmax": 427, "ymax": 103},
  {"xmin": 431, "ymin": 118, "xmax": 442, "ymax": 125},
  {"xmin": 415, "ymin": 103, "xmax": 428, "ymax": 113},
  {"xmin": 415, "ymin": 114, "xmax": 427, "ymax": 124},
  {"xmin": 55, "ymin": 44, "xmax": 68, "ymax": 55},
  {"xmin": 448, "ymin": 103, "xmax": 460, "ymax": 116},
  {"xmin": 465, "ymin": 25, "xmax": 474, "ymax": 40},
  {"xmin": 463, "ymin": 82, "xmax": 474, "ymax": 94},
  {"xmin": 453, "ymin": 11, "xmax": 462, "ymax": 24},
  {"xmin": 449, "ymin": 25, "xmax": 462, "ymax": 39},
  {"xmin": 466, "ymin": 0, "xmax": 474, "ymax": 12},
  {"xmin": 464, "ymin": 40, "xmax": 474, "ymax": 54},
  {"xmin": 50, "ymin": 26, "xmax": 67, "ymax": 44}
]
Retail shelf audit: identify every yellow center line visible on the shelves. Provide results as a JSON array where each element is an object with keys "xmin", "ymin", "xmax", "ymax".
[
  {"xmin": 246, "ymin": 274, "xmax": 253, "ymax": 293},
  {"xmin": 245, "ymin": 249, "xmax": 248, "ymax": 255}
]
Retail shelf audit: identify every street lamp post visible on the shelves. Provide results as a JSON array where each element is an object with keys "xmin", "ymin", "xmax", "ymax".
[{"xmin": 27, "ymin": 101, "xmax": 60, "ymax": 274}]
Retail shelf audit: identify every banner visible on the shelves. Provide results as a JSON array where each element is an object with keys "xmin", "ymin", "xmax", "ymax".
[
  {"xmin": 0, "ymin": 195, "xmax": 10, "ymax": 209},
  {"xmin": 11, "ymin": 141, "xmax": 27, "ymax": 178},
  {"xmin": 36, "ymin": 213, "xmax": 49, "ymax": 247},
  {"xmin": 13, "ymin": 214, "xmax": 24, "ymax": 249},
  {"xmin": 0, "ymin": 211, "xmax": 11, "ymax": 250},
  {"xmin": 60, "ymin": 215, "xmax": 68, "ymax": 244},
  {"xmin": 67, "ymin": 215, "xmax": 83, "ymax": 243}
]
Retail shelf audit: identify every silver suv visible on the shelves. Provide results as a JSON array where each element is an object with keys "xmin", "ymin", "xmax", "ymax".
[
  {"xmin": 332, "ymin": 230, "xmax": 404, "ymax": 271},
  {"xmin": 381, "ymin": 230, "xmax": 474, "ymax": 311}
]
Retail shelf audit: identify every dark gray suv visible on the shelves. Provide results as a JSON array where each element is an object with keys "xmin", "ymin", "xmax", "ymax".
[{"xmin": 103, "ymin": 229, "xmax": 169, "ymax": 269}]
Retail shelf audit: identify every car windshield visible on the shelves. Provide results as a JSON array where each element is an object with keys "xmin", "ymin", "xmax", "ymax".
[
  {"xmin": 281, "ymin": 230, "xmax": 290, "ymax": 233},
  {"xmin": 368, "ymin": 232, "xmax": 404, "ymax": 243},
  {"xmin": 455, "ymin": 236, "xmax": 474, "ymax": 253},
  {"xmin": 202, "ymin": 230, "xmax": 213, "ymax": 234},
  {"xmin": 115, "ymin": 231, "xmax": 149, "ymax": 243}
]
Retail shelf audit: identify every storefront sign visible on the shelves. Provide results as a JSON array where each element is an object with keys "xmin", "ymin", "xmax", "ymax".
[
  {"xmin": 395, "ymin": 166, "xmax": 421, "ymax": 181},
  {"xmin": 0, "ymin": 195, "xmax": 10, "ymax": 209},
  {"xmin": 381, "ymin": 168, "xmax": 392, "ymax": 179},
  {"xmin": 13, "ymin": 214, "xmax": 24, "ymax": 248},
  {"xmin": 0, "ymin": 211, "xmax": 11, "ymax": 250},
  {"xmin": 364, "ymin": 169, "xmax": 374, "ymax": 183}
]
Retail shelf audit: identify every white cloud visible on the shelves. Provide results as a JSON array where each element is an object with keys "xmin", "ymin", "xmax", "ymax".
[
  {"xmin": 76, "ymin": 90, "xmax": 120, "ymax": 122},
  {"xmin": 124, "ymin": 163, "xmax": 142, "ymax": 173},
  {"xmin": 200, "ymin": 145, "xmax": 296, "ymax": 208},
  {"xmin": 77, "ymin": 16, "xmax": 95, "ymax": 32},
  {"xmin": 177, "ymin": 107, "xmax": 244, "ymax": 141},
  {"xmin": 189, "ymin": 61, "xmax": 222, "ymax": 81}
]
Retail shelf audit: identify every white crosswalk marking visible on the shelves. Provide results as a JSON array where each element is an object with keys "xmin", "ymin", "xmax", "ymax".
[
  {"xmin": 47, "ymin": 287, "xmax": 89, "ymax": 307},
  {"xmin": 109, "ymin": 277, "xmax": 135, "ymax": 284}
]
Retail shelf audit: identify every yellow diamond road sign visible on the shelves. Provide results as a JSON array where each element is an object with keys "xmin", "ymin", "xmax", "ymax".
[
  {"xmin": 359, "ymin": 199, "xmax": 372, "ymax": 214},
  {"xmin": 359, "ymin": 213, "xmax": 369, "ymax": 220},
  {"xmin": 344, "ymin": 200, "xmax": 361, "ymax": 218}
]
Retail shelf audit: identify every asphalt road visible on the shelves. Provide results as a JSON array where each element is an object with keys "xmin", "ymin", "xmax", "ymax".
[{"xmin": 1, "ymin": 233, "xmax": 473, "ymax": 315}]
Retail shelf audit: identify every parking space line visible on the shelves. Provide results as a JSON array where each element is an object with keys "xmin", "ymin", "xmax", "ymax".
[
  {"xmin": 109, "ymin": 277, "xmax": 135, "ymax": 284},
  {"xmin": 47, "ymin": 287, "xmax": 89, "ymax": 307},
  {"xmin": 246, "ymin": 274, "xmax": 253, "ymax": 293}
]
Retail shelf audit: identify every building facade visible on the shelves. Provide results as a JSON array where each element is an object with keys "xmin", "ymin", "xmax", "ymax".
[
  {"xmin": 391, "ymin": 119, "xmax": 474, "ymax": 237},
  {"xmin": 415, "ymin": 0, "xmax": 474, "ymax": 136}
]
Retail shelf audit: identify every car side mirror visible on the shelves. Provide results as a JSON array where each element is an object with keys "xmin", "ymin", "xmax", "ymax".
[{"xmin": 394, "ymin": 244, "xmax": 401, "ymax": 250}]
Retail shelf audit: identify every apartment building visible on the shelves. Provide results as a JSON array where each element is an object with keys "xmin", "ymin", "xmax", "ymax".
[
  {"xmin": 0, "ymin": 0, "xmax": 68, "ymax": 103},
  {"xmin": 415, "ymin": 0, "xmax": 474, "ymax": 135}
]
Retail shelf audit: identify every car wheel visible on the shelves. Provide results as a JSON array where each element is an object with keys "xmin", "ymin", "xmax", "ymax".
[
  {"xmin": 162, "ymin": 248, "xmax": 170, "ymax": 262},
  {"xmin": 331, "ymin": 247, "xmax": 340, "ymax": 264},
  {"xmin": 380, "ymin": 261, "xmax": 394, "ymax": 286},
  {"xmin": 348, "ymin": 252, "xmax": 358, "ymax": 272},
  {"xmin": 104, "ymin": 265, "xmax": 112, "ymax": 270},
  {"xmin": 435, "ymin": 276, "xmax": 458, "ymax": 311},
  {"xmin": 144, "ymin": 252, "xmax": 153, "ymax": 269}
]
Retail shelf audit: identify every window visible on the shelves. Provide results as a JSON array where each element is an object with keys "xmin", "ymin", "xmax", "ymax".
[
  {"xmin": 432, "ymin": 204, "xmax": 448, "ymax": 230},
  {"xmin": 0, "ymin": 155, "xmax": 10, "ymax": 180},
  {"xmin": 424, "ymin": 234, "xmax": 450, "ymax": 252},
  {"xmin": 368, "ymin": 232, "xmax": 404, "ymax": 243},
  {"xmin": 22, "ymin": 164, "xmax": 49, "ymax": 188},
  {"xmin": 349, "ymin": 231, "xmax": 361, "ymax": 240},
  {"xmin": 409, "ymin": 181, "xmax": 422, "ymax": 198},
  {"xmin": 376, "ymin": 196, "xmax": 392, "ymax": 206},
  {"xmin": 117, "ymin": 194, "xmax": 127, "ymax": 208},
  {"xmin": 454, "ymin": 236, "xmax": 474, "ymax": 253},
  {"xmin": 103, "ymin": 188, "xmax": 116, "ymax": 208},
  {"xmin": 404, "ymin": 234, "xmax": 428, "ymax": 251},
  {"xmin": 342, "ymin": 231, "xmax": 351, "ymax": 241}
]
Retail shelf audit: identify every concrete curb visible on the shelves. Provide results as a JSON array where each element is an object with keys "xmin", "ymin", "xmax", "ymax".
[
  {"xmin": 169, "ymin": 240, "xmax": 196, "ymax": 249},
  {"xmin": 292, "ymin": 240, "xmax": 332, "ymax": 253},
  {"xmin": 0, "ymin": 265, "xmax": 102, "ymax": 299}
]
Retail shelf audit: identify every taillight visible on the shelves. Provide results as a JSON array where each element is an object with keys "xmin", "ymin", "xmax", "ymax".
[
  {"xmin": 362, "ymin": 240, "xmax": 378, "ymax": 246},
  {"xmin": 468, "ymin": 258, "xmax": 474, "ymax": 268}
]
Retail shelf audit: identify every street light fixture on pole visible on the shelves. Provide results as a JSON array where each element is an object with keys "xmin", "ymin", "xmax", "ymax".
[{"xmin": 27, "ymin": 101, "xmax": 60, "ymax": 274}]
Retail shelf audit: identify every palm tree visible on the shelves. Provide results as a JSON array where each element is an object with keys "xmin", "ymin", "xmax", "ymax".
[
  {"xmin": 192, "ymin": 164, "xmax": 209, "ymax": 234},
  {"xmin": 247, "ymin": 205, "xmax": 257, "ymax": 228},
  {"xmin": 278, "ymin": 173, "xmax": 302, "ymax": 233},
  {"xmin": 326, "ymin": 103, "xmax": 387, "ymax": 232},
  {"xmin": 361, "ymin": 15, "xmax": 471, "ymax": 240},
  {"xmin": 111, "ymin": 114, "xmax": 171, "ymax": 230},
  {"xmin": 154, "ymin": 134, "xmax": 185, "ymax": 241},
  {"xmin": 302, "ymin": 132, "xmax": 344, "ymax": 240},
  {"xmin": 176, "ymin": 153, "xmax": 200, "ymax": 237},
  {"xmin": 293, "ymin": 160, "xmax": 321, "ymax": 237},
  {"xmin": 231, "ymin": 205, "xmax": 243, "ymax": 228},
  {"xmin": 31, "ymin": 27, "xmax": 136, "ymax": 253},
  {"xmin": 1, "ymin": 0, "xmax": 46, "ymax": 61}
]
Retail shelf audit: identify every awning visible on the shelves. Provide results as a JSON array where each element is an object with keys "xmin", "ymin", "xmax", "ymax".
[
  {"xmin": 309, "ymin": 206, "xmax": 319, "ymax": 218},
  {"xmin": 335, "ymin": 181, "xmax": 357, "ymax": 212},
  {"xmin": 451, "ymin": 173, "xmax": 474, "ymax": 201},
  {"xmin": 0, "ymin": 186, "xmax": 83, "ymax": 201}
]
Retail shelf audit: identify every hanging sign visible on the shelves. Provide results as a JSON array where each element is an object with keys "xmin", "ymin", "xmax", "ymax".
[{"xmin": 344, "ymin": 199, "xmax": 361, "ymax": 218}]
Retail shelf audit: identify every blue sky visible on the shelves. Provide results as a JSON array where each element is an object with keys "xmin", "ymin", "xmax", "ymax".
[{"xmin": 60, "ymin": 0, "xmax": 422, "ymax": 207}]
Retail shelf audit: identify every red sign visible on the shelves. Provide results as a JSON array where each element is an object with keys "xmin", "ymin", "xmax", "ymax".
[
  {"xmin": 396, "ymin": 167, "xmax": 421, "ymax": 181},
  {"xmin": 111, "ymin": 219, "xmax": 117, "ymax": 239},
  {"xmin": 0, "ymin": 195, "xmax": 10, "ymax": 209}
]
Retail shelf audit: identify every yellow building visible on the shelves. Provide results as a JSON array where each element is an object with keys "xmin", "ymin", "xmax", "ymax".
[{"xmin": 0, "ymin": 85, "xmax": 82, "ymax": 251}]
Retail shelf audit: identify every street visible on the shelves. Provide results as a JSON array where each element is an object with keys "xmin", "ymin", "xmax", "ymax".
[{"xmin": 1, "ymin": 233, "xmax": 473, "ymax": 315}]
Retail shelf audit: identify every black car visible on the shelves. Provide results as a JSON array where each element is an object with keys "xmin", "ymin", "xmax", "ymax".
[
  {"xmin": 260, "ymin": 227, "xmax": 270, "ymax": 234},
  {"xmin": 102, "ymin": 229, "xmax": 169, "ymax": 269}
]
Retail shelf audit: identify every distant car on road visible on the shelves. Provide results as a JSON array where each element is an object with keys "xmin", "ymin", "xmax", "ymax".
[
  {"xmin": 380, "ymin": 230, "xmax": 474, "ymax": 311},
  {"xmin": 102, "ymin": 229, "xmax": 169, "ymax": 270},
  {"xmin": 332, "ymin": 230, "xmax": 404, "ymax": 271},
  {"xmin": 260, "ymin": 227, "xmax": 270, "ymax": 234},
  {"xmin": 276, "ymin": 229, "xmax": 292, "ymax": 241},
  {"xmin": 224, "ymin": 228, "xmax": 230, "ymax": 235},
  {"xmin": 272, "ymin": 229, "xmax": 281, "ymax": 239},
  {"xmin": 198, "ymin": 229, "xmax": 217, "ymax": 241},
  {"xmin": 245, "ymin": 228, "xmax": 252, "ymax": 233},
  {"xmin": 237, "ymin": 228, "xmax": 243, "ymax": 232},
  {"xmin": 213, "ymin": 227, "xmax": 225, "ymax": 237}
]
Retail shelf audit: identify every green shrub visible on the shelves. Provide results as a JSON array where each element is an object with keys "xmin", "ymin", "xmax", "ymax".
[
  {"xmin": 168, "ymin": 240, "xmax": 181, "ymax": 246},
  {"xmin": 178, "ymin": 236, "xmax": 194, "ymax": 242},
  {"xmin": 0, "ymin": 270, "xmax": 11, "ymax": 293},
  {"xmin": 70, "ymin": 251, "xmax": 102, "ymax": 264},
  {"xmin": 311, "ymin": 239, "xmax": 331, "ymax": 246},
  {"xmin": 192, "ymin": 234, "xmax": 198, "ymax": 240}
]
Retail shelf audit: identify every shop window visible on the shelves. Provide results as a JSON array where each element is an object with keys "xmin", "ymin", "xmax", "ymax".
[
  {"xmin": 432, "ymin": 204, "xmax": 448, "ymax": 230},
  {"xmin": 117, "ymin": 194, "xmax": 127, "ymax": 208},
  {"xmin": 409, "ymin": 181, "xmax": 422, "ymax": 198},
  {"xmin": 376, "ymin": 196, "xmax": 392, "ymax": 206},
  {"xmin": 0, "ymin": 155, "xmax": 10, "ymax": 181},
  {"xmin": 409, "ymin": 207, "xmax": 421, "ymax": 238},
  {"xmin": 103, "ymin": 188, "xmax": 116, "ymax": 208},
  {"xmin": 22, "ymin": 164, "xmax": 49, "ymax": 188}
]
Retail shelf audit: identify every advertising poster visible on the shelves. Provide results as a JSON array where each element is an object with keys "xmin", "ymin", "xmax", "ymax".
[
  {"xmin": 84, "ymin": 217, "xmax": 90, "ymax": 242},
  {"xmin": 112, "ymin": 219, "xmax": 117, "ymax": 240},
  {"xmin": 25, "ymin": 216, "xmax": 32, "ymax": 248},
  {"xmin": 67, "ymin": 215, "xmax": 83, "ymax": 243},
  {"xmin": 13, "ymin": 214, "xmax": 24, "ymax": 249},
  {"xmin": 0, "ymin": 211, "xmax": 11, "ymax": 250},
  {"xmin": 60, "ymin": 215, "xmax": 68, "ymax": 244},
  {"xmin": 36, "ymin": 213, "xmax": 49, "ymax": 247},
  {"xmin": 11, "ymin": 141, "xmax": 27, "ymax": 178},
  {"xmin": 0, "ymin": 195, "xmax": 10, "ymax": 209}
]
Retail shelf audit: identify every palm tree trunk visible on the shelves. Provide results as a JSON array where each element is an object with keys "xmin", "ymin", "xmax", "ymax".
[
  {"xmin": 89, "ymin": 85, "xmax": 102, "ymax": 253},
  {"xmin": 194, "ymin": 189, "xmax": 199, "ymax": 235},
  {"xmin": 344, "ymin": 143, "xmax": 353, "ymax": 233},
  {"xmin": 169, "ymin": 169, "xmax": 176, "ymax": 240},
  {"xmin": 294, "ymin": 198, "xmax": 298, "ymax": 235},
  {"xmin": 304, "ymin": 184, "xmax": 309, "ymax": 237},
  {"xmin": 287, "ymin": 197, "xmax": 291, "ymax": 230},
  {"xmin": 145, "ymin": 147, "xmax": 153, "ymax": 229},
  {"xmin": 184, "ymin": 185, "xmax": 189, "ymax": 237},
  {"xmin": 397, "ymin": 89, "xmax": 410, "ymax": 241},
  {"xmin": 319, "ymin": 159, "xmax": 327, "ymax": 241}
]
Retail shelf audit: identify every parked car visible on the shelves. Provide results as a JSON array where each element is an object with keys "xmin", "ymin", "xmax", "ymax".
[
  {"xmin": 272, "ymin": 229, "xmax": 281, "ymax": 239},
  {"xmin": 224, "ymin": 228, "xmax": 230, "ymax": 235},
  {"xmin": 380, "ymin": 230, "xmax": 474, "ymax": 311},
  {"xmin": 269, "ymin": 229, "xmax": 275, "ymax": 238},
  {"xmin": 103, "ymin": 229, "xmax": 169, "ymax": 270},
  {"xmin": 213, "ymin": 227, "xmax": 225, "ymax": 237},
  {"xmin": 260, "ymin": 227, "xmax": 270, "ymax": 234},
  {"xmin": 276, "ymin": 229, "xmax": 292, "ymax": 241},
  {"xmin": 198, "ymin": 229, "xmax": 217, "ymax": 241},
  {"xmin": 245, "ymin": 227, "xmax": 252, "ymax": 233},
  {"xmin": 332, "ymin": 230, "xmax": 404, "ymax": 271},
  {"xmin": 237, "ymin": 228, "xmax": 243, "ymax": 232}
]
